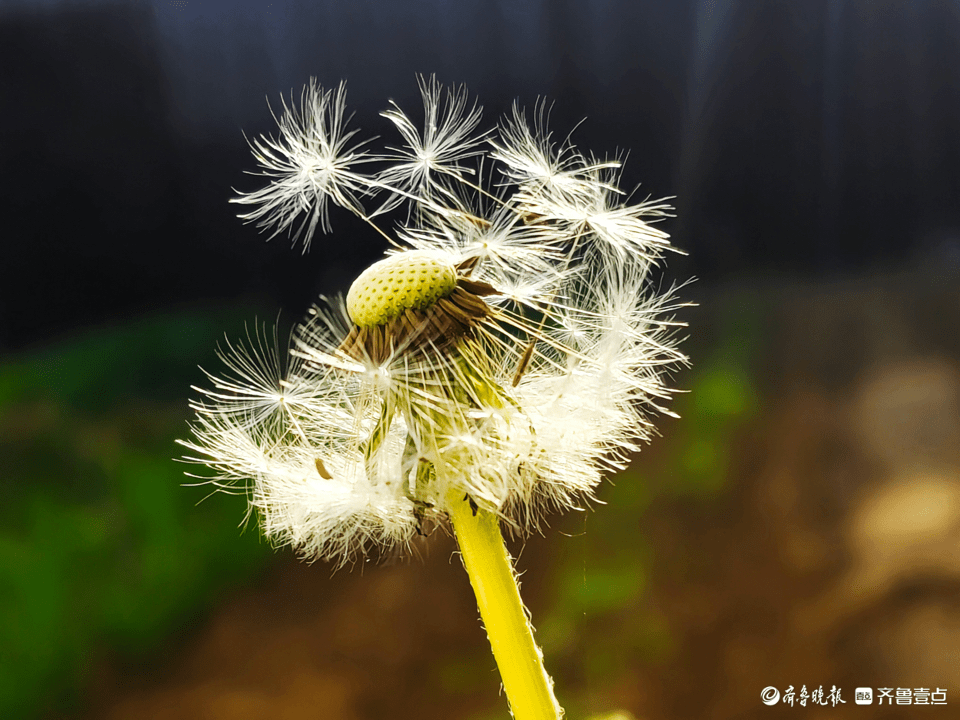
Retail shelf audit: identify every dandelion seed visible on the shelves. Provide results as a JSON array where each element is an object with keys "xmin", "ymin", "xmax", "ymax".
[
  {"xmin": 490, "ymin": 99, "xmax": 621, "ymax": 201},
  {"xmin": 231, "ymin": 80, "xmax": 376, "ymax": 250},
  {"xmin": 515, "ymin": 177, "xmax": 676, "ymax": 264},
  {"xmin": 375, "ymin": 75, "xmax": 487, "ymax": 215}
]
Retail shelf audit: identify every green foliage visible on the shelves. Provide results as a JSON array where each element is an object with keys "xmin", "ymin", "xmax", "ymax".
[
  {"xmin": 0, "ymin": 310, "xmax": 273, "ymax": 718},
  {"xmin": 660, "ymin": 292, "xmax": 761, "ymax": 499}
]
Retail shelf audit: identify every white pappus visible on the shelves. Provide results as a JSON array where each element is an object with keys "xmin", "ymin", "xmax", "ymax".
[{"xmin": 180, "ymin": 76, "xmax": 688, "ymax": 566}]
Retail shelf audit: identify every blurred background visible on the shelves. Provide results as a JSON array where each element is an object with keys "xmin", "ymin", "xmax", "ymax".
[{"xmin": 2, "ymin": 0, "xmax": 959, "ymax": 718}]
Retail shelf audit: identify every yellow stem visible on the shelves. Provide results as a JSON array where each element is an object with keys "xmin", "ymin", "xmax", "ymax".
[{"xmin": 447, "ymin": 490, "xmax": 563, "ymax": 720}]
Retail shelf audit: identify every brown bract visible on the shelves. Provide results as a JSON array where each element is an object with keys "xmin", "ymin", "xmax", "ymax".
[{"xmin": 338, "ymin": 274, "xmax": 499, "ymax": 364}]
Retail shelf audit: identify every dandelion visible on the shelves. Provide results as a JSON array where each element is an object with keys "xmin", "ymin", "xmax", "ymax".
[{"xmin": 183, "ymin": 77, "xmax": 688, "ymax": 720}]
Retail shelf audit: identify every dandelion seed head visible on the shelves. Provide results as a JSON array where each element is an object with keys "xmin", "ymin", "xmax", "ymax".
[{"xmin": 185, "ymin": 78, "xmax": 689, "ymax": 565}]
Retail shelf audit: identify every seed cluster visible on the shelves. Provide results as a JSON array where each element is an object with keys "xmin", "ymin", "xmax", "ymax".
[{"xmin": 184, "ymin": 77, "xmax": 686, "ymax": 565}]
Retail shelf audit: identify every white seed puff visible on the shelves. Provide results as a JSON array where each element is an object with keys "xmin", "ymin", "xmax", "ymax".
[{"xmin": 181, "ymin": 77, "xmax": 688, "ymax": 565}]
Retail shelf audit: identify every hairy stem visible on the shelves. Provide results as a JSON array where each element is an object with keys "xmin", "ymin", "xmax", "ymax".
[{"xmin": 447, "ymin": 490, "xmax": 562, "ymax": 720}]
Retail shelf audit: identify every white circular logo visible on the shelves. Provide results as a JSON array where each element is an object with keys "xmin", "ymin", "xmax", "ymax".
[{"xmin": 761, "ymin": 687, "xmax": 780, "ymax": 705}]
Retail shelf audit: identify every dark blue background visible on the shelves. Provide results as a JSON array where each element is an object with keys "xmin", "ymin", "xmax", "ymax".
[{"xmin": 3, "ymin": 0, "xmax": 959, "ymax": 350}]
